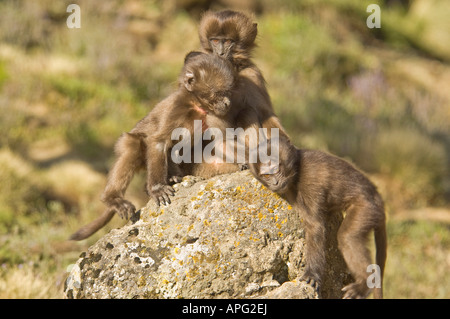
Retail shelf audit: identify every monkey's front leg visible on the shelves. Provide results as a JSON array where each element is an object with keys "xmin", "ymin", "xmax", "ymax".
[{"xmin": 145, "ymin": 140, "xmax": 175, "ymax": 206}]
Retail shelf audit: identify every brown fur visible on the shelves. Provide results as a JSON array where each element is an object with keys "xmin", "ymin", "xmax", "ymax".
[
  {"xmin": 70, "ymin": 52, "xmax": 242, "ymax": 240},
  {"xmin": 199, "ymin": 10, "xmax": 289, "ymax": 139},
  {"xmin": 249, "ymin": 137, "xmax": 387, "ymax": 299}
]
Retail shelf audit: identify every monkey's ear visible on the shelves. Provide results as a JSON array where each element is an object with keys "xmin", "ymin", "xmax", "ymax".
[{"xmin": 184, "ymin": 71, "xmax": 195, "ymax": 91}]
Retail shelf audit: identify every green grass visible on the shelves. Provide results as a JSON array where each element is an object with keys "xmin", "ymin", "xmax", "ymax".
[
  {"xmin": 0, "ymin": 0, "xmax": 448, "ymax": 298},
  {"xmin": 385, "ymin": 219, "xmax": 450, "ymax": 298}
]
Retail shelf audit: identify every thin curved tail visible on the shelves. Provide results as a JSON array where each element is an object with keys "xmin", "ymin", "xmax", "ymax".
[
  {"xmin": 69, "ymin": 209, "xmax": 115, "ymax": 241},
  {"xmin": 373, "ymin": 223, "xmax": 387, "ymax": 299}
]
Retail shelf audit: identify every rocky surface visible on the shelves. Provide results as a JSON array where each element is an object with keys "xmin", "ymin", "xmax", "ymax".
[{"xmin": 65, "ymin": 170, "xmax": 351, "ymax": 299}]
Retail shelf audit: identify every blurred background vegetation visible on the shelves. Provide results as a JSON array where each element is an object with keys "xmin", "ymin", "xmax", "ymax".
[{"xmin": 0, "ymin": 0, "xmax": 448, "ymax": 298}]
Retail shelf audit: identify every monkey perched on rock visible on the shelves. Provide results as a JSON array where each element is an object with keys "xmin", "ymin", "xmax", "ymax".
[
  {"xmin": 199, "ymin": 10, "xmax": 288, "ymax": 139},
  {"xmin": 70, "ymin": 52, "xmax": 247, "ymax": 240},
  {"xmin": 249, "ymin": 137, "xmax": 387, "ymax": 299}
]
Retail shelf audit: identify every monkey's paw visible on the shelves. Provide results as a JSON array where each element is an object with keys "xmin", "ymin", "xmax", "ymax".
[
  {"xmin": 238, "ymin": 163, "xmax": 249, "ymax": 171},
  {"xmin": 169, "ymin": 176, "xmax": 183, "ymax": 184},
  {"xmin": 342, "ymin": 282, "xmax": 370, "ymax": 299},
  {"xmin": 111, "ymin": 198, "xmax": 136, "ymax": 220},
  {"xmin": 147, "ymin": 183, "xmax": 175, "ymax": 206},
  {"xmin": 299, "ymin": 274, "xmax": 321, "ymax": 292}
]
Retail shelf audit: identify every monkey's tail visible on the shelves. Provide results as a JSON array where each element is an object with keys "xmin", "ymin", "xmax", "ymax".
[
  {"xmin": 69, "ymin": 209, "xmax": 115, "ymax": 241},
  {"xmin": 373, "ymin": 223, "xmax": 387, "ymax": 299}
]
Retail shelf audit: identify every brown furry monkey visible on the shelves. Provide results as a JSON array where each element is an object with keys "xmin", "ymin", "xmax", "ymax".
[
  {"xmin": 199, "ymin": 10, "xmax": 288, "ymax": 139},
  {"xmin": 249, "ymin": 137, "xmax": 387, "ymax": 299},
  {"xmin": 70, "ymin": 52, "xmax": 241, "ymax": 240}
]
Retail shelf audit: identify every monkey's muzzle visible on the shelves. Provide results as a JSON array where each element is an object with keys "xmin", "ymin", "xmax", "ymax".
[{"xmin": 212, "ymin": 97, "xmax": 231, "ymax": 116}]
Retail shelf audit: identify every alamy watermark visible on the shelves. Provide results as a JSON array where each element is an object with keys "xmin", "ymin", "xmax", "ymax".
[
  {"xmin": 170, "ymin": 120, "xmax": 280, "ymax": 171},
  {"xmin": 66, "ymin": 4, "xmax": 81, "ymax": 29},
  {"xmin": 63, "ymin": 2, "xmax": 380, "ymax": 171},
  {"xmin": 366, "ymin": 4, "xmax": 381, "ymax": 29},
  {"xmin": 366, "ymin": 264, "xmax": 382, "ymax": 289},
  {"xmin": 67, "ymin": 4, "xmax": 381, "ymax": 30}
]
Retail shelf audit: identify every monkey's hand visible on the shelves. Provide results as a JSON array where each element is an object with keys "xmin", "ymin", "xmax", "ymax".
[
  {"xmin": 300, "ymin": 273, "xmax": 321, "ymax": 293},
  {"xmin": 110, "ymin": 198, "xmax": 136, "ymax": 220},
  {"xmin": 147, "ymin": 183, "xmax": 175, "ymax": 206},
  {"xmin": 169, "ymin": 175, "xmax": 183, "ymax": 184},
  {"xmin": 238, "ymin": 163, "xmax": 249, "ymax": 171},
  {"xmin": 342, "ymin": 282, "xmax": 370, "ymax": 299}
]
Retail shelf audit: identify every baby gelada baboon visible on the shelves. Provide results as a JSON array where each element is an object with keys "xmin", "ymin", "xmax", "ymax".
[
  {"xmin": 199, "ymin": 10, "xmax": 288, "ymax": 139},
  {"xmin": 70, "ymin": 52, "xmax": 241, "ymax": 240},
  {"xmin": 249, "ymin": 136, "xmax": 387, "ymax": 299}
]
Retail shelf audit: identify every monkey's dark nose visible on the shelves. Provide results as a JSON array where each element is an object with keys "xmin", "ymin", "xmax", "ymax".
[{"xmin": 223, "ymin": 97, "xmax": 230, "ymax": 107}]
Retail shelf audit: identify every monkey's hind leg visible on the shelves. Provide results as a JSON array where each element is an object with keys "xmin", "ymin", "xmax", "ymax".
[
  {"xmin": 300, "ymin": 208, "xmax": 327, "ymax": 292},
  {"xmin": 101, "ymin": 132, "xmax": 145, "ymax": 220},
  {"xmin": 337, "ymin": 204, "xmax": 374, "ymax": 299}
]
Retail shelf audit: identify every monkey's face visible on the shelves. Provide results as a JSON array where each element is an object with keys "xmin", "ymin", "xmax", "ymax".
[
  {"xmin": 199, "ymin": 10, "xmax": 258, "ymax": 62},
  {"xmin": 208, "ymin": 37, "xmax": 236, "ymax": 60},
  {"xmin": 255, "ymin": 162, "xmax": 293, "ymax": 194},
  {"xmin": 182, "ymin": 52, "xmax": 235, "ymax": 116},
  {"xmin": 250, "ymin": 139, "xmax": 298, "ymax": 194},
  {"xmin": 196, "ymin": 90, "xmax": 232, "ymax": 116},
  {"xmin": 184, "ymin": 72, "xmax": 234, "ymax": 116}
]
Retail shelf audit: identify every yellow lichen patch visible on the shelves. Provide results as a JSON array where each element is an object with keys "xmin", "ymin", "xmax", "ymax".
[
  {"xmin": 190, "ymin": 254, "xmax": 205, "ymax": 263},
  {"xmin": 287, "ymin": 205, "xmax": 293, "ymax": 210},
  {"xmin": 174, "ymin": 247, "xmax": 180, "ymax": 254},
  {"xmin": 148, "ymin": 210, "xmax": 160, "ymax": 217},
  {"xmin": 204, "ymin": 181, "xmax": 214, "ymax": 191},
  {"xmin": 234, "ymin": 241, "xmax": 240, "ymax": 247},
  {"xmin": 278, "ymin": 232, "xmax": 284, "ymax": 237},
  {"xmin": 276, "ymin": 223, "xmax": 281, "ymax": 229},
  {"xmin": 203, "ymin": 220, "xmax": 210, "ymax": 226},
  {"xmin": 257, "ymin": 212, "xmax": 266, "ymax": 221},
  {"xmin": 137, "ymin": 276, "xmax": 146, "ymax": 288}
]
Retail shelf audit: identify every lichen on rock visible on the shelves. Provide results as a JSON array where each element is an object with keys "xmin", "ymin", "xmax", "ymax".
[{"xmin": 65, "ymin": 170, "xmax": 350, "ymax": 299}]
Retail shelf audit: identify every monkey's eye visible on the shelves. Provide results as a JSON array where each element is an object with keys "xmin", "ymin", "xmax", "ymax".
[
  {"xmin": 260, "ymin": 174, "xmax": 270, "ymax": 178},
  {"xmin": 224, "ymin": 39, "xmax": 234, "ymax": 45},
  {"xmin": 210, "ymin": 38, "xmax": 220, "ymax": 44}
]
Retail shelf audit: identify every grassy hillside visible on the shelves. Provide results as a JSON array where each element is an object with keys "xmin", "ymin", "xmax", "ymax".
[{"xmin": 0, "ymin": 0, "xmax": 449, "ymax": 298}]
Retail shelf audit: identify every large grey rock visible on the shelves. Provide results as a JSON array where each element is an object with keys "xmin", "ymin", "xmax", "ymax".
[{"xmin": 65, "ymin": 171, "xmax": 351, "ymax": 299}]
